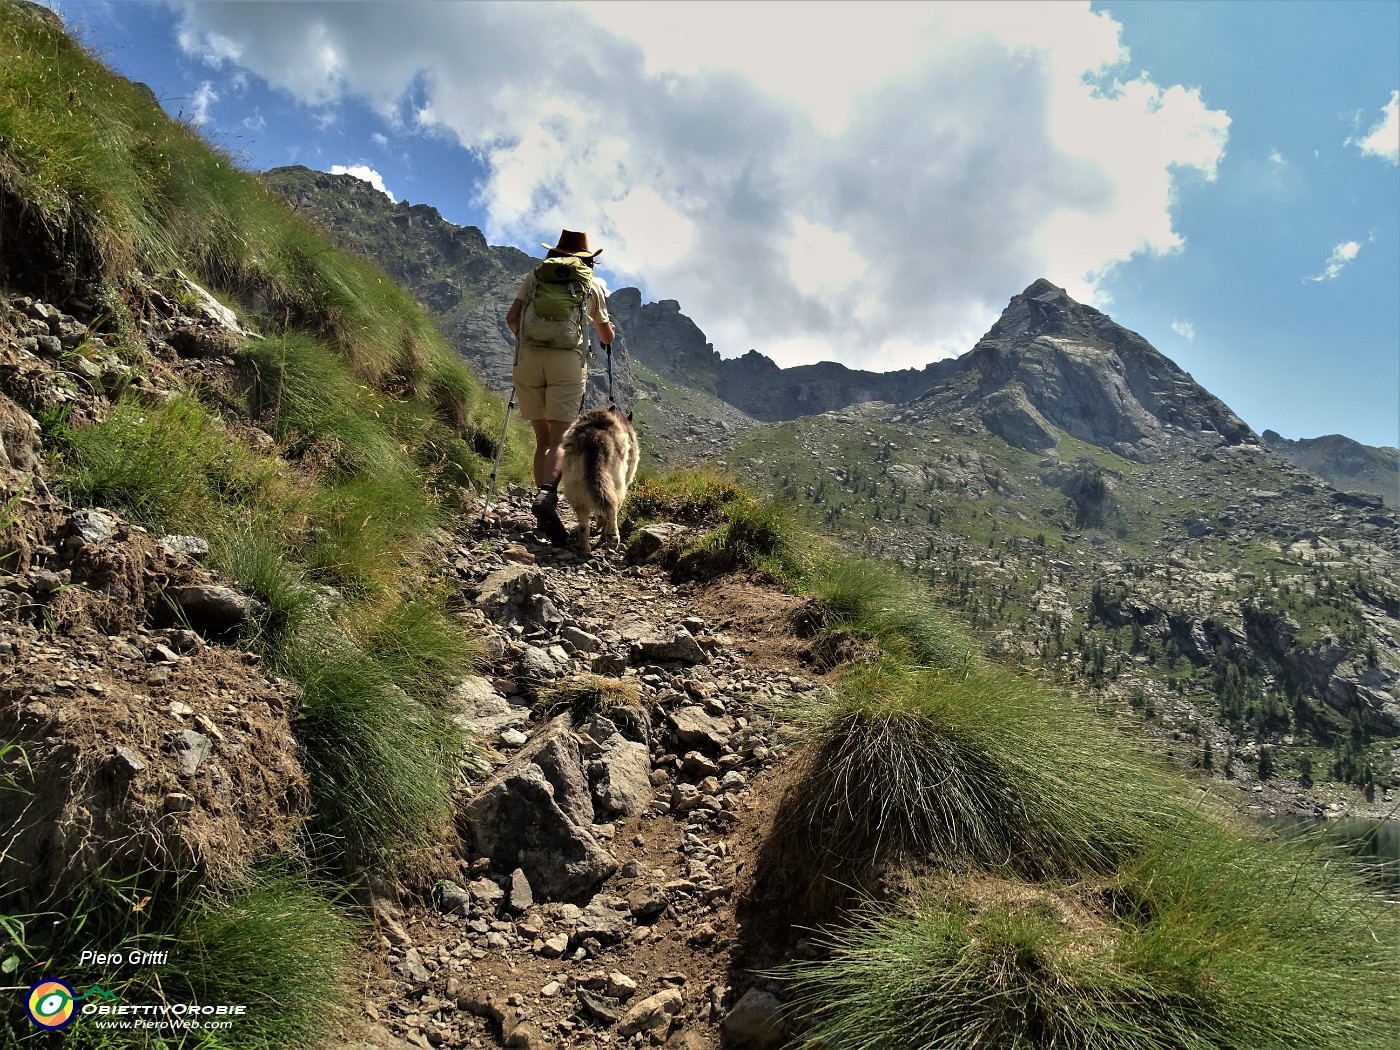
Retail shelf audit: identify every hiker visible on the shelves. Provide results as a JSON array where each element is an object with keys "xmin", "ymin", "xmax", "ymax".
[{"xmin": 506, "ymin": 229, "xmax": 616, "ymax": 543}]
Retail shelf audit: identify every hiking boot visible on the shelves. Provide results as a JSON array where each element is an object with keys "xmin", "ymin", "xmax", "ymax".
[{"xmin": 532, "ymin": 488, "xmax": 570, "ymax": 545}]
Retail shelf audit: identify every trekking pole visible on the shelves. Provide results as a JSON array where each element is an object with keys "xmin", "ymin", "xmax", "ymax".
[
  {"xmin": 604, "ymin": 343, "xmax": 615, "ymax": 408},
  {"xmin": 484, "ymin": 387, "xmax": 515, "ymax": 510}
]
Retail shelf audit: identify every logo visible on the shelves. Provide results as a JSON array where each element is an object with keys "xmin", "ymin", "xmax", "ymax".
[{"xmin": 26, "ymin": 979, "xmax": 77, "ymax": 1029}]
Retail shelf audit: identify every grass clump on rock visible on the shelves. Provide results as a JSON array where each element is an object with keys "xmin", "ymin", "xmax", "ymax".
[{"xmin": 537, "ymin": 674, "xmax": 643, "ymax": 720}]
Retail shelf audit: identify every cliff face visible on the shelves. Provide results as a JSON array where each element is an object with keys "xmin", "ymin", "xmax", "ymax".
[{"xmin": 907, "ymin": 279, "xmax": 1255, "ymax": 461}]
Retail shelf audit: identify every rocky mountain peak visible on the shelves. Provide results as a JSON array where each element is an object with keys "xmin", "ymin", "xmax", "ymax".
[
  {"xmin": 986, "ymin": 277, "xmax": 1111, "ymax": 345},
  {"xmin": 908, "ymin": 281, "xmax": 1255, "ymax": 461}
]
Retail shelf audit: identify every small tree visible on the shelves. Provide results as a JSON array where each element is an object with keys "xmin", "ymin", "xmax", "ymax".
[{"xmin": 1257, "ymin": 747, "xmax": 1275, "ymax": 781}]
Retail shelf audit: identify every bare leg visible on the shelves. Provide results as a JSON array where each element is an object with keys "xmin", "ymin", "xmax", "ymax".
[{"xmin": 531, "ymin": 418, "xmax": 573, "ymax": 487}]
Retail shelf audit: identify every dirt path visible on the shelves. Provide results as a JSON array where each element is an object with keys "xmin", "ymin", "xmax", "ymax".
[{"xmin": 350, "ymin": 488, "xmax": 820, "ymax": 1050}]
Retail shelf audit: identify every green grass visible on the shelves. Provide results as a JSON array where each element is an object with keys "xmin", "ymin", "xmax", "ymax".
[
  {"xmin": 343, "ymin": 590, "xmax": 482, "ymax": 703},
  {"xmin": 622, "ymin": 466, "xmax": 749, "ymax": 530},
  {"xmin": 56, "ymin": 394, "xmax": 288, "ymax": 533},
  {"xmin": 276, "ymin": 625, "xmax": 464, "ymax": 873},
  {"xmin": 0, "ymin": 7, "xmax": 517, "ymax": 1043},
  {"xmin": 800, "ymin": 554, "xmax": 978, "ymax": 671},
  {"xmin": 771, "ymin": 664, "xmax": 1188, "ymax": 897},
  {"xmin": 782, "ymin": 828, "xmax": 1400, "ymax": 1050},
  {"xmin": 50, "ymin": 876, "xmax": 356, "ymax": 1050}
]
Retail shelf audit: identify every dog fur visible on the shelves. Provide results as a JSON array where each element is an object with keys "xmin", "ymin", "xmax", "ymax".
[{"xmin": 560, "ymin": 406, "xmax": 640, "ymax": 553}]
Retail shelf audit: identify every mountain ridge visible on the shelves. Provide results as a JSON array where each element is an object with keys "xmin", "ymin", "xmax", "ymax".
[{"xmin": 262, "ymin": 166, "xmax": 1393, "ymax": 466}]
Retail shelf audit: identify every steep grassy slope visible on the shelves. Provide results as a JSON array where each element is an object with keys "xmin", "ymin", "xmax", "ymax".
[{"xmin": 0, "ymin": 4, "xmax": 529, "ymax": 1044}]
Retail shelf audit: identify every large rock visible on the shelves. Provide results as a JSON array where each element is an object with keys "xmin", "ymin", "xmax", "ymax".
[
  {"xmin": 617, "ymin": 987, "xmax": 684, "ymax": 1038},
  {"xmin": 667, "ymin": 706, "xmax": 732, "ymax": 753},
  {"xmin": 463, "ymin": 714, "xmax": 614, "ymax": 901},
  {"xmin": 588, "ymin": 735, "xmax": 654, "ymax": 818},
  {"xmin": 465, "ymin": 765, "xmax": 616, "ymax": 903},
  {"xmin": 632, "ymin": 627, "xmax": 709, "ymax": 666},
  {"xmin": 165, "ymin": 584, "xmax": 262, "ymax": 632},
  {"xmin": 448, "ymin": 676, "xmax": 531, "ymax": 737},
  {"xmin": 722, "ymin": 989, "xmax": 787, "ymax": 1047}
]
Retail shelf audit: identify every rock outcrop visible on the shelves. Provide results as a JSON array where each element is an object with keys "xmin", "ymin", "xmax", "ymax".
[{"xmin": 907, "ymin": 279, "xmax": 1256, "ymax": 460}]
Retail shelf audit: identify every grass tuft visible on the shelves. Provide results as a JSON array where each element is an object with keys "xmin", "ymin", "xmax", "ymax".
[
  {"xmin": 783, "ymin": 831, "xmax": 1400, "ymax": 1050},
  {"xmin": 536, "ymin": 675, "xmax": 643, "ymax": 719},
  {"xmin": 276, "ymin": 625, "xmax": 463, "ymax": 873},
  {"xmin": 57, "ymin": 875, "xmax": 357, "ymax": 1050},
  {"xmin": 771, "ymin": 665, "xmax": 1190, "ymax": 900}
]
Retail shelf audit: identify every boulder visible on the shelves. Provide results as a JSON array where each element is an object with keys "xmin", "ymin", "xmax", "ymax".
[
  {"xmin": 449, "ymin": 676, "xmax": 531, "ymax": 737},
  {"xmin": 464, "ymin": 714, "xmax": 615, "ymax": 901},
  {"xmin": 625, "ymin": 523, "xmax": 685, "ymax": 565},
  {"xmin": 722, "ymin": 989, "xmax": 786, "ymax": 1047},
  {"xmin": 588, "ymin": 736, "xmax": 654, "ymax": 819},
  {"xmin": 166, "ymin": 584, "xmax": 262, "ymax": 632},
  {"xmin": 466, "ymin": 765, "xmax": 616, "ymax": 902},
  {"xmin": 617, "ymin": 987, "xmax": 683, "ymax": 1038},
  {"xmin": 632, "ymin": 627, "xmax": 709, "ymax": 666}
]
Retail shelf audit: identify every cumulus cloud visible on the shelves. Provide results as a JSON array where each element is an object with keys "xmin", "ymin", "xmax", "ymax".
[
  {"xmin": 330, "ymin": 164, "xmax": 396, "ymax": 201},
  {"xmin": 1171, "ymin": 319, "xmax": 1195, "ymax": 341},
  {"xmin": 1351, "ymin": 90, "xmax": 1399, "ymax": 164},
  {"xmin": 1305, "ymin": 240, "xmax": 1361, "ymax": 283},
  {"xmin": 168, "ymin": 0, "xmax": 1229, "ymax": 370},
  {"xmin": 189, "ymin": 80, "xmax": 217, "ymax": 126}
]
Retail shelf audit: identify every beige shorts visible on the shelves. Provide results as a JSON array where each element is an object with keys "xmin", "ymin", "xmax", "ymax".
[{"xmin": 513, "ymin": 343, "xmax": 586, "ymax": 421}]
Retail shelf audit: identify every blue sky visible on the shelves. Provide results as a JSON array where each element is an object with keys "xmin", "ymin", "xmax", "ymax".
[{"xmin": 48, "ymin": 1, "xmax": 1400, "ymax": 448}]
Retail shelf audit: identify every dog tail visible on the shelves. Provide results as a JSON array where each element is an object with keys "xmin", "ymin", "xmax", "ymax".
[{"xmin": 564, "ymin": 414, "xmax": 615, "ymax": 511}]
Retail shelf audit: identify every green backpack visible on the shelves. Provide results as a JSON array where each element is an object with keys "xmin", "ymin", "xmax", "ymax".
[{"xmin": 520, "ymin": 256, "xmax": 593, "ymax": 351}]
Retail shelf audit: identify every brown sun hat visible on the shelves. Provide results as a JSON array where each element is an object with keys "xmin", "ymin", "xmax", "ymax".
[{"xmin": 542, "ymin": 229, "xmax": 602, "ymax": 259}]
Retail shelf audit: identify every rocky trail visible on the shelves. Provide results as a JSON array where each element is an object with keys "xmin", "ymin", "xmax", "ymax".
[
  {"xmin": 0, "ymin": 286, "xmax": 812, "ymax": 1049},
  {"xmin": 350, "ymin": 490, "xmax": 824, "ymax": 1050}
]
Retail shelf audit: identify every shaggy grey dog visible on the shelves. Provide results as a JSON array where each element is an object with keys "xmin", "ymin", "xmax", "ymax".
[{"xmin": 560, "ymin": 406, "xmax": 640, "ymax": 553}]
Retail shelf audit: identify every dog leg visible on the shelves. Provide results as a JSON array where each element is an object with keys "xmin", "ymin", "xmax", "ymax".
[
  {"xmin": 604, "ymin": 505, "xmax": 621, "ymax": 549},
  {"xmin": 577, "ymin": 511, "xmax": 593, "ymax": 553}
]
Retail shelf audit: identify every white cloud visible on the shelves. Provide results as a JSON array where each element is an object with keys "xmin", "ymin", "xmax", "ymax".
[
  {"xmin": 169, "ymin": 1, "xmax": 1230, "ymax": 371},
  {"xmin": 1171, "ymin": 319, "xmax": 1196, "ymax": 341},
  {"xmin": 1351, "ymin": 90, "xmax": 1399, "ymax": 164},
  {"xmin": 371, "ymin": 132, "xmax": 389, "ymax": 149},
  {"xmin": 190, "ymin": 80, "xmax": 217, "ymax": 126},
  {"xmin": 330, "ymin": 164, "xmax": 395, "ymax": 201},
  {"xmin": 1268, "ymin": 148, "xmax": 1285, "ymax": 166},
  {"xmin": 1305, "ymin": 240, "xmax": 1362, "ymax": 283}
]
